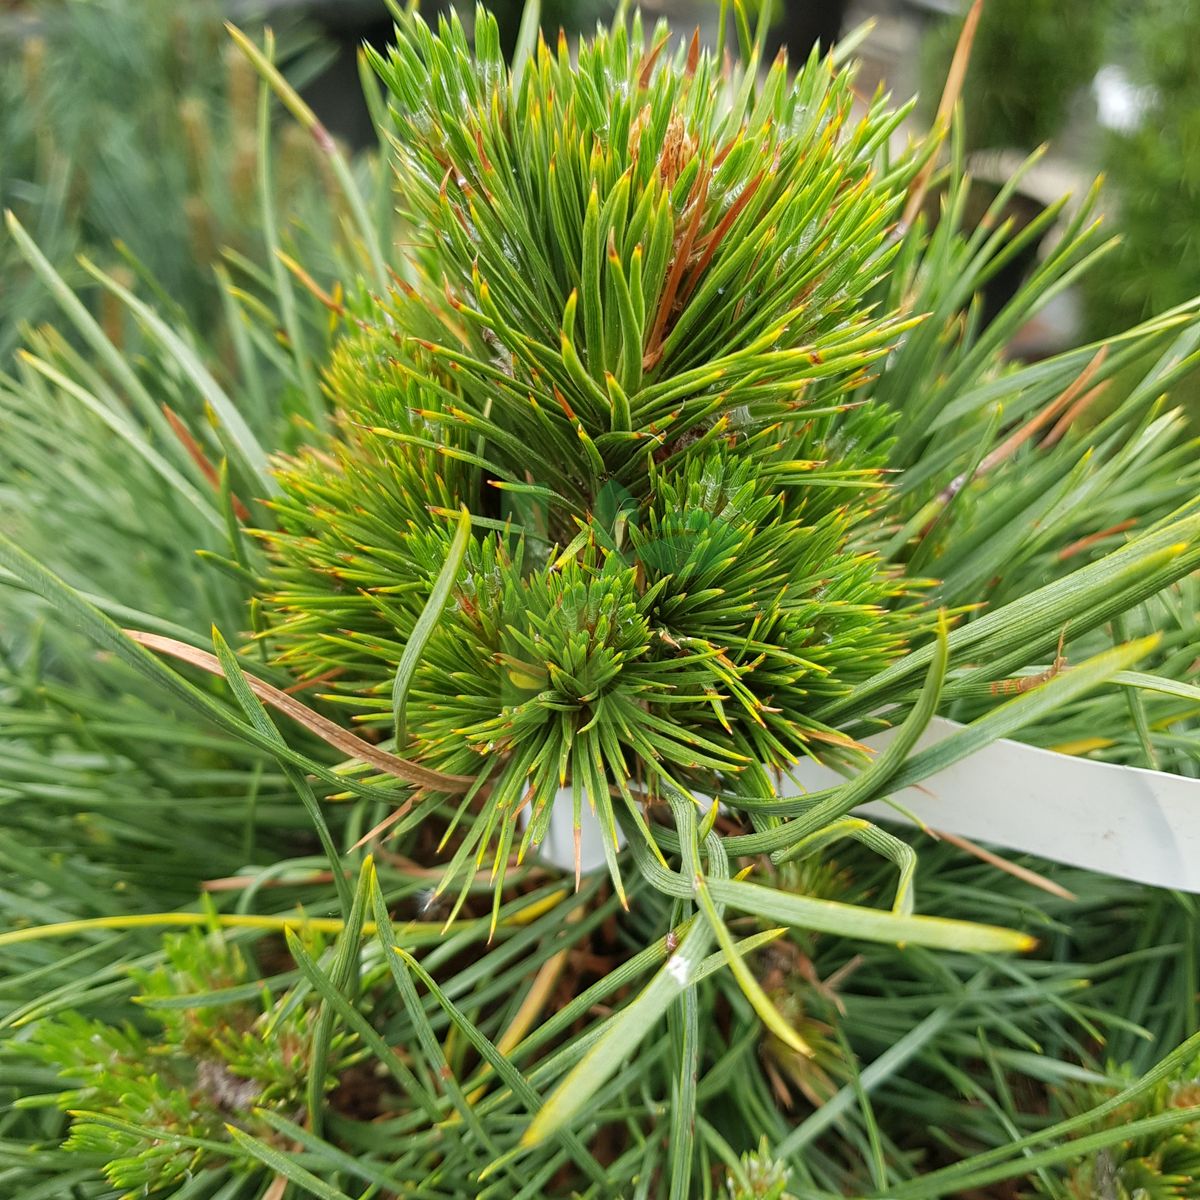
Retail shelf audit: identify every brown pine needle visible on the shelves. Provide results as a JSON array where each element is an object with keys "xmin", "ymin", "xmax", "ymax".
[
  {"xmin": 262, "ymin": 1175, "xmax": 288, "ymax": 1200},
  {"xmin": 125, "ymin": 630, "xmax": 474, "ymax": 793},
  {"xmin": 1057, "ymin": 518, "xmax": 1139, "ymax": 561},
  {"xmin": 685, "ymin": 28, "xmax": 701, "ymax": 79},
  {"xmin": 976, "ymin": 345, "xmax": 1108, "ymax": 475},
  {"xmin": 931, "ymin": 827, "xmax": 1078, "ymax": 901},
  {"xmin": 901, "ymin": 0, "xmax": 985, "ymax": 232},
  {"xmin": 637, "ymin": 32, "xmax": 672, "ymax": 90},
  {"xmin": 349, "ymin": 795, "xmax": 418, "ymax": 851},
  {"xmin": 933, "ymin": 346, "xmax": 1109, "ymax": 510},
  {"xmin": 1044, "ymin": 379, "xmax": 1112, "ymax": 448},
  {"xmin": 679, "ymin": 166, "xmax": 768, "ymax": 307},
  {"xmin": 161, "ymin": 404, "xmax": 251, "ymax": 521},
  {"xmin": 465, "ymin": 906, "xmax": 584, "ymax": 1105},
  {"xmin": 644, "ymin": 167, "xmax": 711, "ymax": 369},
  {"xmin": 277, "ymin": 249, "xmax": 345, "ymax": 315},
  {"xmin": 202, "ymin": 869, "xmax": 337, "ymax": 892},
  {"xmin": 281, "ymin": 666, "xmax": 345, "ymax": 696}
]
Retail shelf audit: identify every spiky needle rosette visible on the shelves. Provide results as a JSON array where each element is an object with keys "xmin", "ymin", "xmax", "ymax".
[{"xmin": 260, "ymin": 9, "xmax": 931, "ymax": 899}]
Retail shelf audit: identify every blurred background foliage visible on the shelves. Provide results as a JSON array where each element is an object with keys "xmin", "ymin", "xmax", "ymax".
[
  {"xmin": 917, "ymin": 0, "xmax": 1200, "ymax": 399},
  {"xmin": 1086, "ymin": 0, "xmax": 1200, "ymax": 337},
  {"xmin": 6, "ymin": 0, "xmax": 1197, "ymax": 373},
  {"xmin": 0, "ymin": 0, "xmax": 347, "ymax": 363},
  {"xmin": 920, "ymin": 0, "xmax": 1109, "ymax": 155}
]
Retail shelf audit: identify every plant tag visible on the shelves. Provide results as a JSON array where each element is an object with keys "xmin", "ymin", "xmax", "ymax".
[
  {"xmin": 787, "ymin": 717, "xmax": 1200, "ymax": 893},
  {"xmin": 522, "ymin": 793, "xmax": 625, "ymax": 874},
  {"xmin": 527, "ymin": 721, "xmax": 1200, "ymax": 890}
]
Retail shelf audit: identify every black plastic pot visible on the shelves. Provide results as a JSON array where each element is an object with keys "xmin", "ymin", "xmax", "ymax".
[
  {"xmin": 967, "ymin": 183, "xmax": 1050, "ymax": 329},
  {"xmin": 919, "ymin": 174, "xmax": 1053, "ymax": 333},
  {"xmin": 764, "ymin": 0, "xmax": 849, "ymax": 61}
]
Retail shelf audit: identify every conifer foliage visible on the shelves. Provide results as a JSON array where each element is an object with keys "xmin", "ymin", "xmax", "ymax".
[
  {"xmin": 3, "ymin": 5, "xmax": 1200, "ymax": 1199},
  {"xmin": 263, "ymin": 13, "xmax": 933, "ymax": 899}
]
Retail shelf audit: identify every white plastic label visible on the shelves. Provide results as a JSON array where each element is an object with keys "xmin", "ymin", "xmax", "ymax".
[
  {"xmin": 788, "ymin": 717, "xmax": 1200, "ymax": 893},
  {"xmin": 526, "ymin": 719, "xmax": 1200, "ymax": 891},
  {"xmin": 522, "ymin": 792, "xmax": 625, "ymax": 874}
]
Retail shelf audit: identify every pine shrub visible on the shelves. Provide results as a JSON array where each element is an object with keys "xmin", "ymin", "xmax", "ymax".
[{"xmin": 2, "ymin": 7, "xmax": 1200, "ymax": 1199}]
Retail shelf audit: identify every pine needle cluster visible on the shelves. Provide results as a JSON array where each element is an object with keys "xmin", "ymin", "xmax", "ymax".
[
  {"xmin": 261, "ymin": 12, "xmax": 940, "ymax": 896},
  {"xmin": 25, "ymin": 927, "xmax": 351, "ymax": 1194},
  {"xmin": 1052, "ymin": 1057, "xmax": 1200, "ymax": 1200}
]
